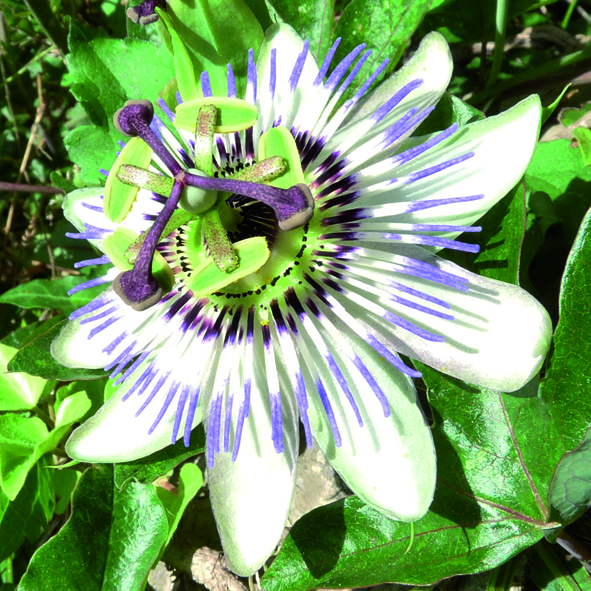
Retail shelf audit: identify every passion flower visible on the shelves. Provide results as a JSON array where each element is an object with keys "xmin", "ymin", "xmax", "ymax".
[{"xmin": 52, "ymin": 25, "xmax": 551, "ymax": 575}]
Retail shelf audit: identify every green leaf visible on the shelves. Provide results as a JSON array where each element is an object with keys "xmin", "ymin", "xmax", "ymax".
[
  {"xmin": 415, "ymin": 92, "xmax": 484, "ymax": 136},
  {"xmin": 0, "ymin": 415, "xmax": 50, "ymax": 501},
  {"xmin": 8, "ymin": 320, "xmax": 108, "ymax": 381},
  {"xmin": 67, "ymin": 22, "xmax": 174, "ymax": 127},
  {"xmin": 114, "ymin": 426, "xmax": 205, "ymax": 490},
  {"xmin": 332, "ymin": 0, "xmax": 432, "ymax": 94},
  {"xmin": 0, "ymin": 400, "xmax": 87, "ymax": 502},
  {"xmin": 55, "ymin": 391, "xmax": 92, "ymax": 429},
  {"xmin": 65, "ymin": 22, "xmax": 174, "ymax": 183},
  {"xmin": 155, "ymin": 463, "xmax": 203, "ymax": 547},
  {"xmin": 441, "ymin": 181, "xmax": 527, "ymax": 285},
  {"xmin": 64, "ymin": 125, "xmax": 116, "ymax": 187},
  {"xmin": 50, "ymin": 171, "xmax": 77, "ymax": 194},
  {"xmin": 19, "ymin": 465, "xmax": 168, "ymax": 591},
  {"xmin": 161, "ymin": 0, "xmax": 264, "ymax": 97},
  {"xmin": 524, "ymin": 140, "xmax": 591, "ymax": 240},
  {"xmin": 573, "ymin": 127, "xmax": 591, "ymax": 166},
  {"xmin": 19, "ymin": 316, "xmax": 65, "ymax": 348},
  {"xmin": 0, "ymin": 459, "xmax": 55, "ymax": 563},
  {"xmin": 522, "ymin": 139, "xmax": 591, "ymax": 304},
  {"xmin": 541, "ymin": 207, "xmax": 591, "ymax": 523},
  {"xmin": 263, "ymin": 496, "xmax": 542, "ymax": 590},
  {"xmin": 264, "ymin": 371, "xmax": 552, "ymax": 590},
  {"xmin": 0, "ymin": 275, "xmax": 107, "ymax": 316},
  {"xmin": 266, "ymin": 0, "xmax": 334, "ymax": 61},
  {"xmin": 50, "ymin": 469, "xmax": 80, "ymax": 515},
  {"xmin": 0, "ymin": 344, "xmax": 47, "ymax": 411},
  {"xmin": 56, "ymin": 379, "xmax": 107, "ymax": 424},
  {"xmin": 549, "ymin": 429, "xmax": 591, "ymax": 525}
]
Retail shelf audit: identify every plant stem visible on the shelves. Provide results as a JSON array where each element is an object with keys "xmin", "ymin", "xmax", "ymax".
[
  {"xmin": 5, "ymin": 46, "xmax": 55, "ymax": 85},
  {"xmin": 0, "ymin": 181, "xmax": 63, "ymax": 194},
  {"xmin": 562, "ymin": 0, "xmax": 579, "ymax": 29},
  {"xmin": 486, "ymin": 0, "xmax": 509, "ymax": 88}
]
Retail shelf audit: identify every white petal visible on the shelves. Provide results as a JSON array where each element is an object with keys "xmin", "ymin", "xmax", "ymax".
[
  {"xmin": 348, "ymin": 32, "xmax": 453, "ymax": 127},
  {"xmin": 65, "ymin": 359, "xmax": 205, "ymax": 462},
  {"xmin": 344, "ymin": 244, "xmax": 552, "ymax": 392},
  {"xmin": 319, "ymin": 31, "xmax": 453, "ymax": 162},
  {"xmin": 64, "ymin": 188, "xmax": 110, "ymax": 231},
  {"xmin": 254, "ymin": 23, "xmax": 319, "ymax": 139},
  {"xmin": 355, "ymin": 95, "xmax": 541, "ymax": 231},
  {"xmin": 64, "ymin": 308, "xmax": 226, "ymax": 462},
  {"xmin": 50, "ymin": 286, "xmax": 165, "ymax": 369},
  {"xmin": 292, "ymin": 303, "xmax": 436, "ymax": 521},
  {"xmin": 208, "ymin": 322, "xmax": 299, "ymax": 576}
]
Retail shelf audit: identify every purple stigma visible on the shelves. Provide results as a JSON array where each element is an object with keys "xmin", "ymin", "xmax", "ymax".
[
  {"xmin": 114, "ymin": 100, "xmax": 182, "ymax": 175},
  {"xmin": 113, "ymin": 180, "xmax": 184, "ymax": 311},
  {"xmin": 184, "ymin": 173, "xmax": 315, "ymax": 231}
]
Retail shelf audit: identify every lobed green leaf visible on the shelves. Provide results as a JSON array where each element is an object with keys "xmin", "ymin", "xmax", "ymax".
[
  {"xmin": 114, "ymin": 425, "xmax": 205, "ymax": 490},
  {"xmin": 0, "ymin": 275, "xmax": 107, "ymax": 316},
  {"xmin": 8, "ymin": 319, "xmax": 108, "ymax": 381},
  {"xmin": 65, "ymin": 22, "xmax": 174, "ymax": 183},
  {"xmin": 266, "ymin": 0, "xmax": 335, "ymax": 61},
  {"xmin": 332, "ymin": 0, "xmax": 432, "ymax": 95},
  {"xmin": 19, "ymin": 465, "xmax": 168, "ymax": 591},
  {"xmin": 543, "ymin": 206, "xmax": 591, "ymax": 524},
  {"xmin": 0, "ymin": 459, "xmax": 54, "ymax": 564}
]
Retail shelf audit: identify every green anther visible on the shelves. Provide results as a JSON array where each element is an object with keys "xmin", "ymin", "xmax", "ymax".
[
  {"xmin": 116, "ymin": 165, "xmax": 175, "ymax": 196},
  {"xmin": 104, "ymin": 137, "xmax": 153, "ymax": 223},
  {"xmin": 258, "ymin": 126, "xmax": 305, "ymax": 190},
  {"xmin": 103, "ymin": 227, "xmax": 175, "ymax": 293},
  {"xmin": 175, "ymin": 96, "xmax": 258, "ymax": 134},
  {"xmin": 124, "ymin": 209, "xmax": 195, "ymax": 264},
  {"xmin": 203, "ymin": 207, "xmax": 238, "ymax": 272},
  {"xmin": 190, "ymin": 237, "xmax": 270, "ymax": 297},
  {"xmin": 195, "ymin": 105, "xmax": 216, "ymax": 176},
  {"xmin": 232, "ymin": 156, "xmax": 286, "ymax": 183}
]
